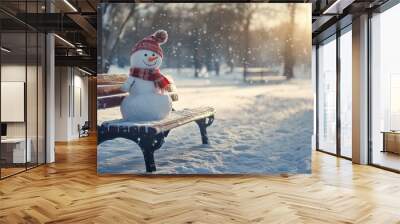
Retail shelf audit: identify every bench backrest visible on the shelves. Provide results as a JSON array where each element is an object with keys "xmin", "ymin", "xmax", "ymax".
[{"xmin": 98, "ymin": 74, "xmax": 178, "ymax": 110}]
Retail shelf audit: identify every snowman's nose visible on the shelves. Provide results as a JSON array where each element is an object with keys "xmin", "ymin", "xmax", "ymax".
[{"xmin": 148, "ymin": 56, "xmax": 158, "ymax": 62}]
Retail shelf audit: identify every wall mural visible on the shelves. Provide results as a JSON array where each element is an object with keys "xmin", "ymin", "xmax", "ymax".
[{"xmin": 97, "ymin": 3, "xmax": 313, "ymax": 174}]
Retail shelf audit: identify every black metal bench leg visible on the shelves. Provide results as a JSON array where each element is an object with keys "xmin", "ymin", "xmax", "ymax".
[
  {"xmin": 142, "ymin": 149, "xmax": 156, "ymax": 172},
  {"xmin": 196, "ymin": 118, "xmax": 209, "ymax": 144},
  {"xmin": 137, "ymin": 133, "xmax": 166, "ymax": 173}
]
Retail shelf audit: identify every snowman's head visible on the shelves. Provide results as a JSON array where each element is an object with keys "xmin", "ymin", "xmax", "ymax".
[
  {"xmin": 130, "ymin": 49, "xmax": 163, "ymax": 69},
  {"xmin": 130, "ymin": 29, "xmax": 168, "ymax": 70}
]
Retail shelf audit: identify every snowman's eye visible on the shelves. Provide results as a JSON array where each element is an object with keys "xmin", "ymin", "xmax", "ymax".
[
  {"xmin": 144, "ymin": 53, "xmax": 148, "ymax": 57},
  {"xmin": 152, "ymin": 53, "xmax": 155, "ymax": 56}
]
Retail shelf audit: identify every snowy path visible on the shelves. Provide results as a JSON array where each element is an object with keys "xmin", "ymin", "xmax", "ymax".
[{"xmin": 98, "ymin": 72, "xmax": 313, "ymax": 174}]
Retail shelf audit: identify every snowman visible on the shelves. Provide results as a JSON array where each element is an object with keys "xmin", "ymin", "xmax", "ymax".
[{"xmin": 120, "ymin": 30, "xmax": 173, "ymax": 122}]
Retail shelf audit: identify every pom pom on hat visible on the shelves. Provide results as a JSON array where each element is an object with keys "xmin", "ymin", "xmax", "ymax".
[{"xmin": 152, "ymin": 30, "xmax": 168, "ymax": 45}]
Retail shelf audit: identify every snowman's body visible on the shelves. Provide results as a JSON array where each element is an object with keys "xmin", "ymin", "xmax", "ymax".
[{"xmin": 120, "ymin": 49, "xmax": 172, "ymax": 122}]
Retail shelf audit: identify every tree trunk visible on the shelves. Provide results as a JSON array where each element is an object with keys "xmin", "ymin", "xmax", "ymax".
[
  {"xmin": 243, "ymin": 12, "xmax": 252, "ymax": 80},
  {"xmin": 283, "ymin": 4, "xmax": 296, "ymax": 80},
  {"xmin": 104, "ymin": 5, "xmax": 136, "ymax": 73},
  {"xmin": 214, "ymin": 59, "xmax": 220, "ymax": 76},
  {"xmin": 193, "ymin": 32, "xmax": 200, "ymax": 78},
  {"xmin": 176, "ymin": 13, "xmax": 182, "ymax": 73}
]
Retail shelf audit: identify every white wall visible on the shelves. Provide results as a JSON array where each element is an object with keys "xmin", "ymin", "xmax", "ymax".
[
  {"xmin": 55, "ymin": 67, "xmax": 70, "ymax": 141},
  {"xmin": 71, "ymin": 73, "xmax": 89, "ymax": 138},
  {"xmin": 54, "ymin": 67, "xmax": 89, "ymax": 141}
]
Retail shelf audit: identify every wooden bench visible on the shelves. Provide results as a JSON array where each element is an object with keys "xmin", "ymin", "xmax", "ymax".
[
  {"xmin": 244, "ymin": 68, "xmax": 284, "ymax": 83},
  {"xmin": 97, "ymin": 74, "xmax": 215, "ymax": 172},
  {"xmin": 98, "ymin": 107, "xmax": 215, "ymax": 172}
]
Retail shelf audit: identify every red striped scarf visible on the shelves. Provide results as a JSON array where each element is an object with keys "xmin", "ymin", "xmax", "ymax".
[{"xmin": 129, "ymin": 67, "xmax": 170, "ymax": 89}]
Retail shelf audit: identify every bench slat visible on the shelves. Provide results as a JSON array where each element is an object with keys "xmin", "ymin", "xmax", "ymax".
[
  {"xmin": 153, "ymin": 107, "xmax": 214, "ymax": 133},
  {"xmin": 97, "ymin": 74, "xmax": 127, "ymax": 85},
  {"xmin": 98, "ymin": 84, "xmax": 125, "ymax": 96},
  {"xmin": 97, "ymin": 94, "xmax": 128, "ymax": 109},
  {"xmin": 97, "ymin": 93, "xmax": 179, "ymax": 110}
]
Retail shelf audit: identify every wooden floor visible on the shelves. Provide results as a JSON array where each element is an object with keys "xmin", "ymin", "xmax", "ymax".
[
  {"xmin": 0, "ymin": 167, "xmax": 26, "ymax": 178},
  {"xmin": 1, "ymin": 136, "xmax": 400, "ymax": 224}
]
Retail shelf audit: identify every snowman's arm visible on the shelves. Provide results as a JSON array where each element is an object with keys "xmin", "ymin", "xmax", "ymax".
[
  {"xmin": 121, "ymin": 76, "xmax": 134, "ymax": 92},
  {"xmin": 161, "ymin": 75, "xmax": 178, "ymax": 101},
  {"xmin": 163, "ymin": 75, "xmax": 176, "ymax": 93}
]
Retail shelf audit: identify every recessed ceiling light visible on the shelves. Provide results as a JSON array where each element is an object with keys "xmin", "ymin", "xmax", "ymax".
[
  {"xmin": 63, "ymin": 0, "xmax": 78, "ymax": 12},
  {"xmin": 323, "ymin": 0, "xmax": 355, "ymax": 15},
  {"xmin": 54, "ymin": 34, "xmax": 75, "ymax": 48},
  {"xmin": 1, "ymin": 47, "xmax": 11, "ymax": 53},
  {"xmin": 78, "ymin": 67, "xmax": 93, "ymax": 76}
]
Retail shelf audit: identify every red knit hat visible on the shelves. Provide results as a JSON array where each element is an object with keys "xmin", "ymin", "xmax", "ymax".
[{"xmin": 131, "ymin": 30, "xmax": 168, "ymax": 58}]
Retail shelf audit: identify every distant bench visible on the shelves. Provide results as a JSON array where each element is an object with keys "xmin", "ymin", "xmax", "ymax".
[
  {"xmin": 98, "ymin": 107, "xmax": 215, "ymax": 172},
  {"xmin": 244, "ymin": 69, "xmax": 284, "ymax": 83}
]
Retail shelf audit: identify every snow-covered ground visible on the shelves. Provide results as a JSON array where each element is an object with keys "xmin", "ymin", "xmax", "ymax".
[{"xmin": 98, "ymin": 67, "xmax": 313, "ymax": 174}]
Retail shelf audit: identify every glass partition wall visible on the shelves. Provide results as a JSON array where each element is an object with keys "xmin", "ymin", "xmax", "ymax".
[
  {"xmin": 317, "ymin": 35, "xmax": 337, "ymax": 154},
  {"xmin": 0, "ymin": 2, "xmax": 46, "ymax": 179},
  {"xmin": 370, "ymin": 3, "xmax": 400, "ymax": 171},
  {"xmin": 339, "ymin": 27, "xmax": 352, "ymax": 159},
  {"xmin": 316, "ymin": 26, "xmax": 352, "ymax": 159},
  {"xmin": 316, "ymin": 1, "xmax": 400, "ymax": 172}
]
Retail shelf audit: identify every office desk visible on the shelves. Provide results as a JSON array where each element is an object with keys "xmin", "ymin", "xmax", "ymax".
[
  {"xmin": 1, "ymin": 138, "xmax": 31, "ymax": 164},
  {"xmin": 382, "ymin": 131, "xmax": 400, "ymax": 154}
]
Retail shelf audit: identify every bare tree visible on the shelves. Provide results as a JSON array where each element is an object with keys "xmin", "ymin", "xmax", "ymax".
[
  {"xmin": 235, "ymin": 4, "xmax": 257, "ymax": 79},
  {"xmin": 102, "ymin": 4, "xmax": 136, "ymax": 73},
  {"xmin": 100, "ymin": 3, "xmax": 309, "ymax": 81},
  {"xmin": 283, "ymin": 4, "xmax": 296, "ymax": 80}
]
